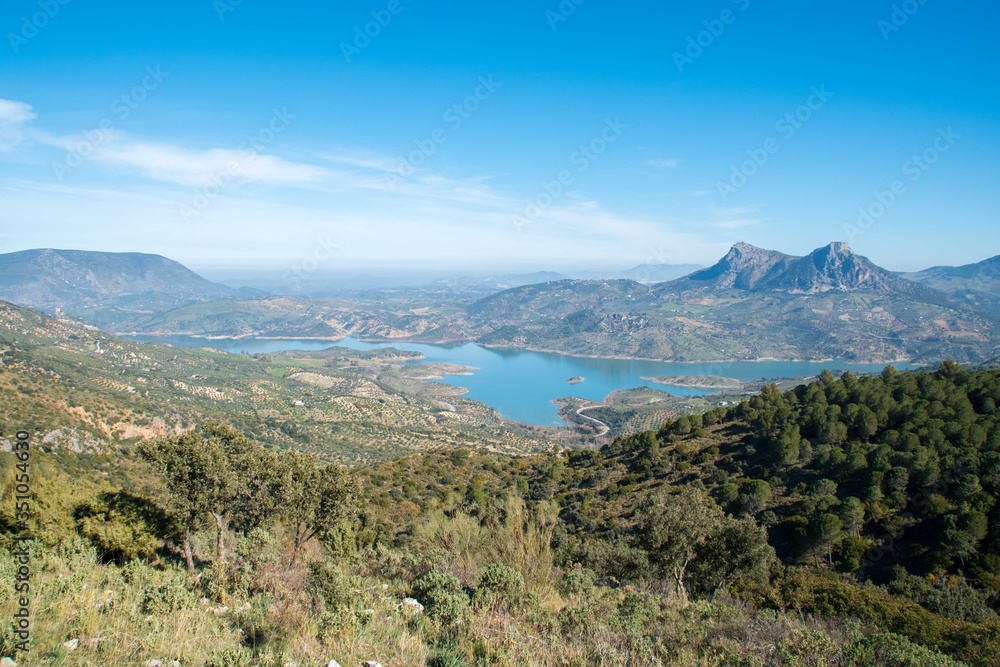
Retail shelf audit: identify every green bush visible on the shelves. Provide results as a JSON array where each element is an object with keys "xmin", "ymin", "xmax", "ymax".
[
  {"xmin": 130, "ymin": 564, "xmax": 197, "ymax": 614},
  {"xmin": 718, "ymin": 654, "xmax": 765, "ymax": 667},
  {"xmin": 558, "ymin": 567, "xmax": 596, "ymax": 597},
  {"xmin": 845, "ymin": 633, "xmax": 969, "ymax": 667},
  {"xmin": 233, "ymin": 598, "xmax": 282, "ymax": 649},
  {"xmin": 204, "ymin": 646, "xmax": 257, "ymax": 667},
  {"xmin": 411, "ymin": 569, "xmax": 468, "ymax": 625},
  {"xmin": 776, "ymin": 629, "xmax": 839, "ymax": 667},
  {"xmin": 617, "ymin": 590, "xmax": 662, "ymax": 630},
  {"xmin": 74, "ymin": 491, "xmax": 174, "ymax": 563},
  {"xmin": 428, "ymin": 645, "xmax": 469, "ymax": 667},
  {"xmin": 888, "ymin": 571, "xmax": 997, "ymax": 624},
  {"xmin": 308, "ymin": 559, "xmax": 353, "ymax": 610},
  {"xmin": 473, "ymin": 562, "xmax": 524, "ymax": 609}
]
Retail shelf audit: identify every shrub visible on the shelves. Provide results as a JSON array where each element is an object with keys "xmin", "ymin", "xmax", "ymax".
[
  {"xmin": 411, "ymin": 569, "xmax": 468, "ymax": 625},
  {"xmin": 74, "ymin": 491, "xmax": 174, "ymax": 563},
  {"xmin": 558, "ymin": 566, "xmax": 596, "ymax": 597},
  {"xmin": 308, "ymin": 559, "xmax": 353, "ymax": 610},
  {"xmin": 428, "ymin": 645, "xmax": 469, "ymax": 667},
  {"xmin": 845, "ymin": 633, "xmax": 969, "ymax": 667},
  {"xmin": 888, "ymin": 571, "xmax": 996, "ymax": 624},
  {"xmin": 617, "ymin": 590, "xmax": 662, "ymax": 630},
  {"xmin": 204, "ymin": 646, "xmax": 257, "ymax": 667},
  {"xmin": 834, "ymin": 536, "xmax": 872, "ymax": 572},
  {"xmin": 201, "ymin": 528, "xmax": 280, "ymax": 602},
  {"xmin": 135, "ymin": 565, "xmax": 197, "ymax": 615},
  {"xmin": 775, "ymin": 629, "xmax": 839, "ymax": 667},
  {"xmin": 473, "ymin": 562, "xmax": 524, "ymax": 609}
]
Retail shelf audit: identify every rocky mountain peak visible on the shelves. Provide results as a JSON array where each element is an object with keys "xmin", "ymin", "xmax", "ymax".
[
  {"xmin": 778, "ymin": 242, "xmax": 895, "ymax": 293},
  {"xmin": 686, "ymin": 242, "xmax": 793, "ymax": 290}
]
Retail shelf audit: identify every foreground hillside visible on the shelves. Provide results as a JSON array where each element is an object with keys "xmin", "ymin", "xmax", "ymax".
[{"xmin": 2, "ymin": 363, "xmax": 999, "ymax": 665}]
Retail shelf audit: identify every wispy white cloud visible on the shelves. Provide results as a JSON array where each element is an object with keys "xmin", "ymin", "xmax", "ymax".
[
  {"xmin": 319, "ymin": 149, "xmax": 403, "ymax": 174},
  {"xmin": 646, "ymin": 157, "xmax": 679, "ymax": 169},
  {"xmin": 91, "ymin": 139, "xmax": 330, "ymax": 187},
  {"xmin": 0, "ymin": 99, "xmax": 36, "ymax": 151},
  {"xmin": 0, "ymin": 100, "xmax": 735, "ymax": 268}
]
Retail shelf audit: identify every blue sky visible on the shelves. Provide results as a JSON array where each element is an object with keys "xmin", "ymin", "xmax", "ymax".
[{"xmin": 0, "ymin": 0, "xmax": 997, "ymax": 273}]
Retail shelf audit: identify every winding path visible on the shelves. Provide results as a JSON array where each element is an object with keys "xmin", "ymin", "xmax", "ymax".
[{"xmin": 575, "ymin": 405, "xmax": 611, "ymax": 437}]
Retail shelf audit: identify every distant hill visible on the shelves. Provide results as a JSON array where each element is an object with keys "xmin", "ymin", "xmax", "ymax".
[
  {"xmin": 569, "ymin": 263, "xmax": 704, "ymax": 284},
  {"xmin": 0, "ymin": 249, "xmax": 261, "ymax": 329},
  {"xmin": 904, "ymin": 254, "xmax": 1000, "ymax": 317},
  {"xmin": 432, "ymin": 271, "xmax": 568, "ymax": 292},
  {"xmin": 911, "ymin": 254, "xmax": 1000, "ymax": 281},
  {"xmin": 465, "ymin": 242, "xmax": 998, "ymax": 364}
]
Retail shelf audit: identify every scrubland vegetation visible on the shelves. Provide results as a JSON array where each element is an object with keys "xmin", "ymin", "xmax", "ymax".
[{"xmin": 3, "ymin": 362, "xmax": 1000, "ymax": 666}]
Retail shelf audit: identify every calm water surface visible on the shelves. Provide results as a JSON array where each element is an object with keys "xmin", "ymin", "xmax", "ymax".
[{"xmin": 129, "ymin": 335, "xmax": 914, "ymax": 427}]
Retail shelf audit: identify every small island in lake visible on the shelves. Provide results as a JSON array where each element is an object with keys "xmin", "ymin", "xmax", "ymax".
[
  {"xmin": 642, "ymin": 375, "xmax": 743, "ymax": 389},
  {"xmin": 567, "ymin": 376, "xmax": 585, "ymax": 384}
]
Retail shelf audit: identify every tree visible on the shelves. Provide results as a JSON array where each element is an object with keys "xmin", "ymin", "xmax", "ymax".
[
  {"xmin": 738, "ymin": 479, "xmax": 772, "ymax": 516},
  {"xmin": 839, "ymin": 496, "xmax": 866, "ymax": 536},
  {"xmin": 277, "ymin": 451, "xmax": 356, "ymax": 564},
  {"xmin": 139, "ymin": 422, "xmax": 281, "ymax": 566},
  {"xmin": 689, "ymin": 517, "xmax": 775, "ymax": 598},
  {"xmin": 138, "ymin": 430, "xmax": 232, "ymax": 571},
  {"xmin": 776, "ymin": 426, "xmax": 802, "ymax": 466},
  {"xmin": 809, "ymin": 513, "xmax": 843, "ymax": 564},
  {"xmin": 201, "ymin": 422, "xmax": 283, "ymax": 541},
  {"xmin": 637, "ymin": 487, "xmax": 724, "ymax": 604}
]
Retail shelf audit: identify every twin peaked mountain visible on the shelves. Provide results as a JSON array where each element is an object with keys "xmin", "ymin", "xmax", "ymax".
[
  {"xmin": 681, "ymin": 241, "xmax": 902, "ymax": 294},
  {"xmin": 469, "ymin": 242, "xmax": 998, "ymax": 364}
]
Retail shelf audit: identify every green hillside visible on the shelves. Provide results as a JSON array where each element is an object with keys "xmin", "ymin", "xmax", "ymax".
[{"xmin": 4, "ymin": 356, "xmax": 1000, "ymax": 665}]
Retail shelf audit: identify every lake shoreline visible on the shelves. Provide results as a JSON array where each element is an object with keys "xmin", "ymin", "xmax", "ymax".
[
  {"xmin": 125, "ymin": 332, "xmax": 916, "ymax": 366},
  {"xmin": 124, "ymin": 333, "xmax": 919, "ymax": 428}
]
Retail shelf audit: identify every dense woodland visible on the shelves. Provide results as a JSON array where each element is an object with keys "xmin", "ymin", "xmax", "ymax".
[{"xmin": 3, "ymin": 362, "xmax": 1000, "ymax": 665}]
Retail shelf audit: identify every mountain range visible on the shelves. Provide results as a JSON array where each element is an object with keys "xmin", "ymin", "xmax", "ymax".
[
  {"xmin": 0, "ymin": 243, "xmax": 997, "ymax": 364},
  {"xmin": 903, "ymin": 253, "xmax": 1000, "ymax": 317},
  {"xmin": 0, "ymin": 248, "xmax": 262, "ymax": 329},
  {"xmin": 466, "ymin": 242, "xmax": 998, "ymax": 363}
]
